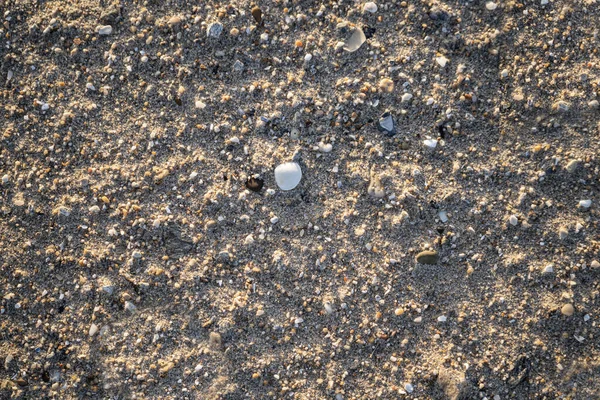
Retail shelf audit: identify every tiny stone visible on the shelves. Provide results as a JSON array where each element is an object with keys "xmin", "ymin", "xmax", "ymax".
[
  {"xmin": 318, "ymin": 142, "xmax": 333, "ymax": 153},
  {"xmin": 245, "ymin": 177, "xmax": 264, "ymax": 192},
  {"xmin": 552, "ymin": 100, "xmax": 570, "ymax": 112},
  {"xmin": 436, "ymin": 56, "xmax": 449, "ymax": 68},
  {"xmin": 233, "ymin": 60, "xmax": 244, "ymax": 72},
  {"xmin": 541, "ymin": 0, "xmax": 548, "ymax": 4},
  {"xmin": 377, "ymin": 112, "xmax": 396, "ymax": 136},
  {"xmin": 437, "ymin": 315, "xmax": 447, "ymax": 322},
  {"xmin": 561, "ymin": 304, "xmax": 574, "ymax": 316},
  {"xmin": 438, "ymin": 210, "xmax": 448, "ymax": 223},
  {"xmin": 343, "ymin": 28, "xmax": 366, "ymax": 52},
  {"xmin": 404, "ymin": 383, "xmax": 414, "ymax": 393},
  {"xmin": 578, "ymin": 199, "xmax": 592, "ymax": 209},
  {"xmin": 89, "ymin": 323, "xmax": 99, "ymax": 337},
  {"xmin": 2, "ymin": 174, "xmax": 9, "ymax": 184},
  {"xmin": 415, "ymin": 250, "xmax": 439, "ymax": 264},
  {"xmin": 124, "ymin": 301, "xmax": 137, "ymax": 312},
  {"xmin": 542, "ymin": 264, "xmax": 554, "ymax": 274},
  {"xmin": 274, "ymin": 162, "xmax": 302, "ymax": 191},
  {"xmin": 508, "ymin": 215, "xmax": 518, "ymax": 226},
  {"xmin": 209, "ymin": 332, "xmax": 222, "ymax": 349},
  {"xmin": 378, "ymin": 78, "xmax": 394, "ymax": 93},
  {"xmin": 500, "ymin": 69, "xmax": 509, "ymax": 78},
  {"xmin": 401, "ymin": 93, "xmax": 413, "ymax": 102},
  {"xmin": 251, "ymin": 6, "xmax": 263, "ymax": 25},
  {"xmin": 566, "ymin": 159, "xmax": 580, "ymax": 173},
  {"xmin": 423, "ymin": 139, "xmax": 438, "ymax": 150},
  {"xmin": 485, "ymin": 1, "xmax": 498, "ymax": 10},
  {"xmin": 324, "ymin": 302, "xmax": 334, "ymax": 314},
  {"xmin": 167, "ymin": 15, "xmax": 183, "ymax": 27},
  {"xmin": 97, "ymin": 25, "xmax": 113, "ymax": 35},
  {"xmin": 588, "ymin": 100, "xmax": 599, "ymax": 109},
  {"xmin": 363, "ymin": 2, "xmax": 378, "ymax": 13},
  {"xmin": 207, "ymin": 22, "xmax": 223, "ymax": 38},
  {"xmin": 591, "ymin": 260, "xmax": 600, "ymax": 269},
  {"xmin": 394, "ymin": 307, "xmax": 405, "ymax": 316},
  {"xmin": 558, "ymin": 226, "xmax": 568, "ymax": 240},
  {"xmin": 132, "ymin": 250, "xmax": 142, "ymax": 259}
]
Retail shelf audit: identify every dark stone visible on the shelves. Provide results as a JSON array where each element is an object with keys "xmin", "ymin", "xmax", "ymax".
[{"xmin": 245, "ymin": 177, "xmax": 264, "ymax": 192}]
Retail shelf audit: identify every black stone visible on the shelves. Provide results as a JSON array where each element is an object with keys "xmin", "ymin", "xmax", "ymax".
[{"xmin": 245, "ymin": 177, "xmax": 264, "ymax": 192}]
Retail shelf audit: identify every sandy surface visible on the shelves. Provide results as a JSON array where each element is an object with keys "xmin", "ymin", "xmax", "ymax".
[{"xmin": 1, "ymin": 0, "xmax": 600, "ymax": 399}]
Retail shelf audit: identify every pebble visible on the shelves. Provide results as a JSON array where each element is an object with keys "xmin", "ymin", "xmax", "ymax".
[
  {"xmin": 437, "ymin": 315, "xmax": 447, "ymax": 322},
  {"xmin": 540, "ymin": 0, "xmax": 549, "ymax": 4},
  {"xmin": 558, "ymin": 226, "xmax": 568, "ymax": 240},
  {"xmin": 377, "ymin": 112, "xmax": 396, "ymax": 136},
  {"xmin": 561, "ymin": 304, "xmax": 574, "ymax": 316},
  {"xmin": 485, "ymin": 1, "xmax": 498, "ymax": 10},
  {"xmin": 245, "ymin": 177, "xmax": 264, "ymax": 192},
  {"xmin": 438, "ymin": 210, "xmax": 448, "ymax": 223},
  {"xmin": 401, "ymin": 93, "xmax": 413, "ymax": 102},
  {"xmin": 423, "ymin": 139, "xmax": 438, "ymax": 150},
  {"xmin": 542, "ymin": 264, "xmax": 554, "ymax": 274},
  {"xmin": 274, "ymin": 162, "xmax": 302, "ymax": 191},
  {"xmin": 207, "ymin": 22, "xmax": 223, "ymax": 38},
  {"xmin": 318, "ymin": 142, "xmax": 333, "ymax": 153},
  {"xmin": 508, "ymin": 215, "xmax": 518, "ymax": 226},
  {"xmin": 363, "ymin": 2, "xmax": 378, "ymax": 13},
  {"xmin": 233, "ymin": 60, "xmax": 244, "ymax": 72},
  {"xmin": 124, "ymin": 301, "xmax": 137, "ymax": 312},
  {"xmin": 591, "ymin": 260, "xmax": 600, "ymax": 269},
  {"xmin": 209, "ymin": 332, "xmax": 222, "ymax": 349},
  {"xmin": 588, "ymin": 100, "xmax": 599, "ymax": 109},
  {"xmin": 97, "ymin": 25, "xmax": 113, "ymax": 35},
  {"xmin": 436, "ymin": 56, "xmax": 449, "ymax": 68},
  {"xmin": 565, "ymin": 159, "xmax": 580, "ymax": 173},
  {"xmin": 89, "ymin": 323, "xmax": 99, "ymax": 337},
  {"xmin": 368, "ymin": 172, "xmax": 385, "ymax": 198},
  {"xmin": 404, "ymin": 383, "xmax": 414, "ymax": 393},
  {"xmin": 324, "ymin": 302, "xmax": 334, "ymax": 314},
  {"xmin": 578, "ymin": 199, "xmax": 592, "ymax": 209},
  {"xmin": 167, "ymin": 15, "xmax": 183, "ymax": 28},
  {"xmin": 251, "ymin": 6, "xmax": 263, "ymax": 25},
  {"xmin": 343, "ymin": 28, "xmax": 366, "ymax": 52},
  {"xmin": 2, "ymin": 174, "xmax": 9, "ymax": 184},
  {"xmin": 553, "ymin": 100, "xmax": 570, "ymax": 113},
  {"xmin": 378, "ymin": 78, "xmax": 394, "ymax": 93},
  {"xmin": 415, "ymin": 250, "xmax": 439, "ymax": 264}
]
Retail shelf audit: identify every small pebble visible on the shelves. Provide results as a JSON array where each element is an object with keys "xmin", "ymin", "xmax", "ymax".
[
  {"xmin": 89, "ymin": 323, "xmax": 99, "ymax": 337},
  {"xmin": 541, "ymin": 0, "xmax": 549, "ymax": 4},
  {"xmin": 377, "ymin": 112, "xmax": 396, "ymax": 136},
  {"xmin": 404, "ymin": 383, "xmax": 414, "ymax": 393},
  {"xmin": 565, "ymin": 159, "xmax": 580, "ymax": 173},
  {"xmin": 588, "ymin": 100, "xmax": 599, "ymax": 109},
  {"xmin": 401, "ymin": 93, "xmax": 413, "ymax": 102},
  {"xmin": 343, "ymin": 28, "xmax": 366, "ymax": 52},
  {"xmin": 561, "ymin": 304, "xmax": 574, "ymax": 316},
  {"xmin": 124, "ymin": 301, "xmax": 137, "ymax": 312},
  {"xmin": 274, "ymin": 162, "xmax": 302, "ymax": 191},
  {"xmin": 251, "ymin": 6, "xmax": 263, "ymax": 25},
  {"xmin": 245, "ymin": 177, "xmax": 264, "ymax": 192},
  {"xmin": 97, "ymin": 25, "xmax": 113, "ymax": 35},
  {"xmin": 363, "ymin": 2, "xmax": 378, "ymax": 13},
  {"xmin": 437, "ymin": 315, "xmax": 447, "ymax": 322},
  {"xmin": 591, "ymin": 260, "xmax": 600, "ymax": 269},
  {"xmin": 542, "ymin": 264, "xmax": 554, "ymax": 274},
  {"xmin": 436, "ymin": 56, "xmax": 449, "ymax": 68},
  {"xmin": 485, "ymin": 1, "xmax": 498, "ymax": 10},
  {"xmin": 415, "ymin": 250, "xmax": 439, "ymax": 264},
  {"xmin": 558, "ymin": 226, "xmax": 568, "ymax": 240},
  {"xmin": 578, "ymin": 199, "xmax": 592, "ymax": 209},
  {"xmin": 508, "ymin": 215, "xmax": 518, "ymax": 226},
  {"xmin": 209, "ymin": 332, "xmax": 222, "ymax": 349},
  {"xmin": 423, "ymin": 139, "xmax": 438, "ymax": 150},
  {"xmin": 2, "ymin": 174, "xmax": 9, "ymax": 184},
  {"xmin": 438, "ymin": 210, "xmax": 448, "ymax": 223},
  {"xmin": 207, "ymin": 22, "xmax": 223, "ymax": 38}
]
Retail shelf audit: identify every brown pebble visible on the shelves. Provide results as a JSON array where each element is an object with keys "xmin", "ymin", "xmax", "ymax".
[
  {"xmin": 415, "ymin": 250, "xmax": 439, "ymax": 265},
  {"xmin": 561, "ymin": 304, "xmax": 574, "ymax": 316},
  {"xmin": 252, "ymin": 6, "xmax": 263, "ymax": 25},
  {"xmin": 209, "ymin": 331, "xmax": 222, "ymax": 349}
]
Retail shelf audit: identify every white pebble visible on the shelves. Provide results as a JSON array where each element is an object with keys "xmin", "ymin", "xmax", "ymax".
[
  {"xmin": 189, "ymin": 171, "xmax": 198, "ymax": 179},
  {"xmin": 89, "ymin": 323, "xmax": 99, "ymax": 337},
  {"xmin": 244, "ymin": 234, "xmax": 255, "ymax": 245},
  {"xmin": 194, "ymin": 364, "xmax": 203, "ymax": 373},
  {"xmin": 363, "ymin": 2, "xmax": 378, "ymax": 13},
  {"xmin": 436, "ymin": 56, "xmax": 449, "ymax": 68},
  {"xmin": 437, "ymin": 315, "xmax": 447, "ymax": 322},
  {"xmin": 318, "ymin": 142, "xmax": 333, "ymax": 153},
  {"xmin": 2, "ymin": 174, "xmax": 9, "ymax": 184},
  {"xmin": 579, "ymin": 199, "xmax": 592, "ymax": 209},
  {"xmin": 508, "ymin": 215, "xmax": 518, "ymax": 226},
  {"xmin": 401, "ymin": 93, "xmax": 413, "ymax": 102},
  {"xmin": 124, "ymin": 301, "xmax": 137, "ymax": 312},
  {"xmin": 270, "ymin": 216, "xmax": 279, "ymax": 224},
  {"xmin": 541, "ymin": 0, "xmax": 548, "ymax": 4},
  {"xmin": 486, "ymin": 1, "xmax": 498, "ymax": 10},
  {"xmin": 97, "ymin": 25, "xmax": 113, "ymax": 35},
  {"xmin": 324, "ymin": 302, "xmax": 334, "ymax": 314},
  {"xmin": 423, "ymin": 139, "xmax": 438, "ymax": 149},
  {"xmin": 274, "ymin": 162, "xmax": 302, "ymax": 191},
  {"xmin": 500, "ymin": 69, "xmax": 509, "ymax": 78},
  {"xmin": 404, "ymin": 383, "xmax": 414, "ymax": 393},
  {"xmin": 542, "ymin": 264, "xmax": 554, "ymax": 274}
]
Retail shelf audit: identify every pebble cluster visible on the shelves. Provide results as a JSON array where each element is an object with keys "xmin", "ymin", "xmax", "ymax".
[{"xmin": 0, "ymin": 0, "xmax": 599, "ymax": 399}]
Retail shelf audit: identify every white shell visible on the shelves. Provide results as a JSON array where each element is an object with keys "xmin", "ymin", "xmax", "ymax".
[{"xmin": 275, "ymin": 162, "xmax": 302, "ymax": 190}]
